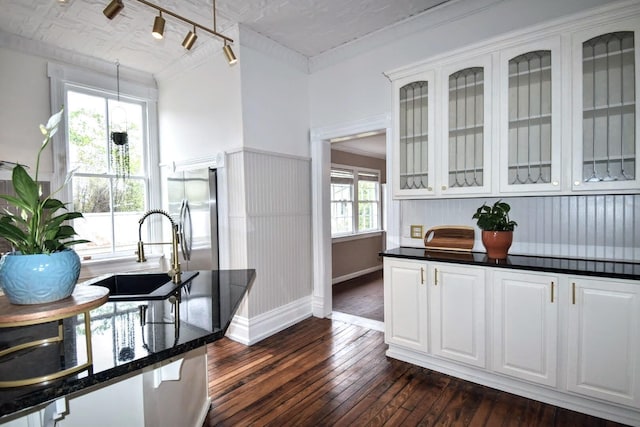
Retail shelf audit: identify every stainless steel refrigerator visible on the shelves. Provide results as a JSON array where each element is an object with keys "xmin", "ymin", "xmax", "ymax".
[{"xmin": 166, "ymin": 168, "xmax": 219, "ymax": 271}]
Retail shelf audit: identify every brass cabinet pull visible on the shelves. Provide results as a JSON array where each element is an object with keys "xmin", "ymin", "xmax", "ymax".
[
  {"xmin": 572, "ymin": 282, "xmax": 576, "ymax": 305},
  {"xmin": 434, "ymin": 268, "xmax": 438, "ymax": 285},
  {"xmin": 551, "ymin": 281, "xmax": 554, "ymax": 303},
  {"xmin": 420, "ymin": 267, "xmax": 424, "ymax": 285}
]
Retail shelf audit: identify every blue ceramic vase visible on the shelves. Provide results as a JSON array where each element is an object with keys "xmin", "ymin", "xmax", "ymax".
[{"xmin": 0, "ymin": 249, "xmax": 81, "ymax": 305}]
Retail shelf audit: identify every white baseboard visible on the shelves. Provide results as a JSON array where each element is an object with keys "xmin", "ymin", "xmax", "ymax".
[
  {"xmin": 225, "ymin": 296, "xmax": 313, "ymax": 345},
  {"xmin": 194, "ymin": 398, "xmax": 211, "ymax": 427},
  {"xmin": 332, "ymin": 265, "xmax": 382, "ymax": 285}
]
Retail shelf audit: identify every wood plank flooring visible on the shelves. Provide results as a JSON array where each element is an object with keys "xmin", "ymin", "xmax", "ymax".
[
  {"xmin": 332, "ymin": 270, "xmax": 384, "ymax": 321},
  {"xmin": 203, "ymin": 317, "xmax": 626, "ymax": 427}
]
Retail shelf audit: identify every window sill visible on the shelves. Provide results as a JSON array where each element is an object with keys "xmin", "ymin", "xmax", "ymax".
[
  {"xmin": 79, "ymin": 253, "xmax": 164, "ymax": 282},
  {"xmin": 332, "ymin": 230, "xmax": 384, "ymax": 243}
]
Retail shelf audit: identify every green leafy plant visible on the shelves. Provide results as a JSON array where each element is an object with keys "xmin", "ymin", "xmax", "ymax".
[
  {"xmin": 472, "ymin": 200, "xmax": 518, "ymax": 231},
  {"xmin": 0, "ymin": 108, "xmax": 89, "ymax": 254}
]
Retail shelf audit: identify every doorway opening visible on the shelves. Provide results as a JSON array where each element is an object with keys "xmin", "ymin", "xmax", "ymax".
[{"xmin": 329, "ymin": 131, "xmax": 386, "ymax": 331}]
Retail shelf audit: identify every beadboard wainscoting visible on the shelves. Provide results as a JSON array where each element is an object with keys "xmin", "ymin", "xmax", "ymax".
[
  {"xmin": 225, "ymin": 149, "xmax": 313, "ymax": 344},
  {"xmin": 401, "ymin": 195, "xmax": 640, "ymax": 261}
]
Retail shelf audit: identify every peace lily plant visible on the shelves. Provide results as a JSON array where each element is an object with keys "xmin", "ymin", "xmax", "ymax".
[{"xmin": 0, "ymin": 108, "xmax": 88, "ymax": 254}]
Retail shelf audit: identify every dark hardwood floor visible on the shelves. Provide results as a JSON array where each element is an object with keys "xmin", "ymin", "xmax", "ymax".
[
  {"xmin": 332, "ymin": 270, "xmax": 384, "ymax": 321},
  {"xmin": 203, "ymin": 317, "xmax": 626, "ymax": 427}
]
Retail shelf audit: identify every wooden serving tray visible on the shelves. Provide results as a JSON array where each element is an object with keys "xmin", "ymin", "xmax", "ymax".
[{"xmin": 424, "ymin": 225, "xmax": 475, "ymax": 252}]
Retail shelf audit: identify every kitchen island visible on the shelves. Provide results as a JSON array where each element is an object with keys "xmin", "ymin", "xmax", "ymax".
[
  {"xmin": 381, "ymin": 247, "xmax": 640, "ymax": 425},
  {"xmin": 0, "ymin": 269, "xmax": 255, "ymax": 426}
]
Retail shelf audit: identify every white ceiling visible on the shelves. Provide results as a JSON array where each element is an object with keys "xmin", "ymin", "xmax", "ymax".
[
  {"xmin": 0, "ymin": 0, "xmax": 449, "ymax": 76},
  {"xmin": 0, "ymin": 0, "xmax": 451, "ymax": 158}
]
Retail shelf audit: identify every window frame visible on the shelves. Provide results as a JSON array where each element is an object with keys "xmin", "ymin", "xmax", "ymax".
[
  {"xmin": 48, "ymin": 62, "xmax": 161, "ymax": 261},
  {"xmin": 330, "ymin": 163, "xmax": 382, "ymax": 238}
]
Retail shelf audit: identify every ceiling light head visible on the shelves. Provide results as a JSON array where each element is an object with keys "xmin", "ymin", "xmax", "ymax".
[
  {"xmin": 223, "ymin": 42, "xmax": 237, "ymax": 65},
  {"xmin": 152, "ymin": 12, "xmax": 165, "ymax": 39},
  {"xmin": 182, "ymin": 27, "xmax": 197, "ymax": 50},
  {"xmin": 103, "ymin": 0, "xmax": 124, "ymax": 19}
]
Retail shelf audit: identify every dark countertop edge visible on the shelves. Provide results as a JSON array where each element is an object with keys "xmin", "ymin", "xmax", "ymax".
[
  {"xmin": 2, "ymin": 329, "xmax": 226, "ymax": 419},
  {"xmin": 0, "ymin": 268, "xmax": 256, "ymax": 419},
  {"xmin": 380, "ymin": 248, "xmax": 640, "ymax": 281}
]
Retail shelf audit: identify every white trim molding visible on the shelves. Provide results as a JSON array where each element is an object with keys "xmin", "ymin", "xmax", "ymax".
[
  {"xmin": 225, "ymin": 296, "xmax": 313, "ymax": 345},
  {"xmin": 310, "ymin": 113, "xmax": 394, "ymax": 319}
]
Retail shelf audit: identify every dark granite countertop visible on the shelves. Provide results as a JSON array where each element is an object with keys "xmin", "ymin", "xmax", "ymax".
[
  {"xmin": 0, "ymin": 269, "xmax": 255, "ymax": 419},
  {"xmin": 381, "ymin": 247, "xmax": 640, "ymax": 281}
]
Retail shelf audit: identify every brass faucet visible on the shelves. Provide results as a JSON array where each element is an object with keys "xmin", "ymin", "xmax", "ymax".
[{"xmin": 136, "ymin": 209, "xmax": 182, "ymax": 284}]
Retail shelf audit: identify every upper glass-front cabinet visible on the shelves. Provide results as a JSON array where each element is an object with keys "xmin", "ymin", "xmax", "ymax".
[
  {"xmin": 393, "ymin": 71, "xmax": 436, "ymax": 197},
  {"xmin": 440, "ymin": 57, "xmax": 492, "ymax": 195},
  {"xmin": 572, "ymin": 20, "xmax": 640, "ymax": 191},
  {"xmin": 500, "ymin": 38, "xmax": 562, "ymax": 193}
]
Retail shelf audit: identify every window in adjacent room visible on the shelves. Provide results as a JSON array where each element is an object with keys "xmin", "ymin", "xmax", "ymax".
[{"xmin": 330, "ymin": 165, "xmax": 381, "ymax": 237}]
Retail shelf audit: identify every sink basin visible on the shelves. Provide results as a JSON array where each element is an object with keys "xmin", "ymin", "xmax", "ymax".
[{"xmin": 86, "ymin": 271, "xmax": 199, "ymax": 301}]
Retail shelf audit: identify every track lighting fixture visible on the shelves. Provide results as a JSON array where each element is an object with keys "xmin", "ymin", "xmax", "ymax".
[
  {"xmin": 102, "ymin": 0, "xmax": 237, "ymax": 64},
  {"xmin": 182, "ymin": 27, "xmax": 197, "ymax": 50},
  {"xmin": 223, "ymin": 42, "xmax": 237, "ymax": 65},
  {"xmin": 152, "ymin": 11, "xmax": 165, "ymax": 39},
  {"xmin": 103, "ymin": 0, "xmax": 124, "ymax": 19}
]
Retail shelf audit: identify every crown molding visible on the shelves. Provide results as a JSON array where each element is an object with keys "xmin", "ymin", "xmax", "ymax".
[
  {"xmin": 308, "ymin": 0, "xmax": 504, "ymax": 73},
  {"xmin": 0, "ymin": 30, "xmax": 156, "ymax": 88},
  {"xmin": 238, "ymin": 25, "xmax": 309, "ymax": 74}
]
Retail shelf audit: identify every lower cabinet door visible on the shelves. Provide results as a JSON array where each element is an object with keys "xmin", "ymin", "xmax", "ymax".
[
  {"xmin": 429, "ymin": 263, "xmax": 486, "ymax": 368},
  {"xmin": 567, "ymin": 277, "xmax": 640, "ymax": 408},
  {"xmin": 384, "ymin": 258, "xmax": 428, "ymax": 352},
  {"xmin": 492, "ymin": 270, "xmax": 558, "ymax": 386}
]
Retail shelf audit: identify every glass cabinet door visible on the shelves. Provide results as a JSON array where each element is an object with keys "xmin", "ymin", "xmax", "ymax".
[
  {"xmin": 500, "ymin": 38, "xmax": 562, "ymax": 193},
  {"xmin": 441, "ymin": 57, "xmax": 492, "ymax": 195},
  {"xmin": 393, "ymin": 71, "xmax": 435, "ymax": 197},
  {"xmin": 572, "ymin": 20, "xmax": 639, "ymax": 191}
]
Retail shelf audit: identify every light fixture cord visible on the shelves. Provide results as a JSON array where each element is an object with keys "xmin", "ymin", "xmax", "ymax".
[
  {"xmin": 116, "ymin": 60, "xmax": 120, "ymax": 102},
  {"xmin": 212, "ymin": 0, "xmax": 217, "ymax": 32}
]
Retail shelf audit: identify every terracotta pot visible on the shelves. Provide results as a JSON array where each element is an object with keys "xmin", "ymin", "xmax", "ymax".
[{"xmin": 481, "ymin": 230, "xmax": 513, "ymax": 259}]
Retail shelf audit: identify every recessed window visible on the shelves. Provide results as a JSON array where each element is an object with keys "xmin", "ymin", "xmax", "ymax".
[{"xmin": 65, "ymin": 87, "xmax": 150, "ymax": 257}]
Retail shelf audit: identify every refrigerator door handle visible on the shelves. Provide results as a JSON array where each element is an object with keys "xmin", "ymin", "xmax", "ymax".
[{"xmin": 180, "ymin": 199, "xmax": 193, "ymax": 261}]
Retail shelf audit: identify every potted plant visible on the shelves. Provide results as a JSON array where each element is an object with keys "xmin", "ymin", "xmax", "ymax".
[
  {"xmin": 0, "ymin": 108, "xmax": 89, "ymax": 304},
  {"xmin": 472, "ymin": 200, "xmax": 518, "ymax": 259}
]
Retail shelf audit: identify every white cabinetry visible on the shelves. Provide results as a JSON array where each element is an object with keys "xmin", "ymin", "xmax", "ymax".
[
  {"xmin": 440, "ymin": 56, "xmax": 493, "ymax": 196},
  {"xmin": 383, "ymin": 255, "xmax": 640, "ymax": 424},
  {"xmin": 498, "ymin": 37, "xmax": 563, "ymax": 193},
  {"xmin": 392, "ymin": 72, "xmax": 436, "ymax": 198},
  {"xmin": 567, "ymin": 277, "xmax": 640, "ymax": 408},
  {"xmin": 383, "ymin": 258, "xmax": 428, "ymax": 352},
  {"xmin": 571, "ymin": 18, "xmax": 640, "ymax": 192},
  {"xmin": 491, "ymin": 270, "xmax": 558, "ymax": 386},
  {"xmin": 429, "ymin": 263, "xmax": 486, "ymax": 367},
  {"xmin": 388, "ymin": 5, "xmax": 640, "ymax": 198}
]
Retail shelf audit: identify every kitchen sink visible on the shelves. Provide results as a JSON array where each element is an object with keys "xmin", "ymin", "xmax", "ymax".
[{"xmin": 86, "ymin": 271, "xmax": 200, "ymax": 301}]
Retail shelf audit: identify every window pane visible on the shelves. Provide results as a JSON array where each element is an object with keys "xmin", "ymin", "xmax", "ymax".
[
  {"xmin": 72, "ymin": 176, "xmax": 112, "ymax": 255},
  {"xmin": 108, "ymin": 100, "xmax": 145, "ymax": 176},
  {"xmin": 67, "ymin": 91, "xmax": 108, "ymax": 174},
  {"xmin": 358, "ymin": 201, "xmax": 379, "ymax": 231},
  {"xmin": 331, "ymin": 201, "xmax": 353, "ymax": 235},
  {"xmin": 113, "ymin": 178, "xmax": 145, "ymax": 254}
]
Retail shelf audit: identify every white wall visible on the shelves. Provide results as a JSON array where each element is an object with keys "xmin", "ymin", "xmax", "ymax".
[
  {"xmin": 239, "ymin": 37, "xmax": 310, "ymax": 158},
  {"xmin": 157, "ymin": 51, "xmax": 243, "ymax": 163},
  {"xmin": 0, "ymin": 47, "xmax": 53, "ymax": 174},
  {"xmin": 309, "ymin": 0, "xmax": 620, "ymax": 129}
]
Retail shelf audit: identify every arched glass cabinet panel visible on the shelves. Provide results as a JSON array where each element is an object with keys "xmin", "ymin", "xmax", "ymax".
[
  {"xmin": 399, "ymin": 81, "xmax": 430, "ymax": 190},
  {"xmin": 447, "ymin": 67, "xmax": 485, "ymax": 189},
  {"xmin": 508, "ymin": 50, "xmax": 553, "ymax": 185},
  {"xmin": 581, "ymin": 31, "xmax": 635, "ymax": 183}
]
